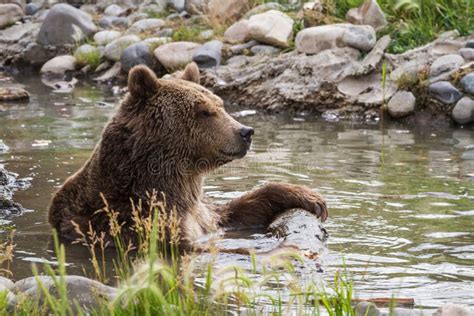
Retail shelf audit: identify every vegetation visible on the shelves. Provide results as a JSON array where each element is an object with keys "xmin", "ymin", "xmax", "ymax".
[
  {"xmin": 329, "ymin": 0, "xmax": 474, "ymax": 53},
  {"xmin": 0, "ymin": 195, "xmax": 365, "ymax": 315},
  {"xmin": 74, "ymin": 46, "xmax": 102, "ymax": 70}
]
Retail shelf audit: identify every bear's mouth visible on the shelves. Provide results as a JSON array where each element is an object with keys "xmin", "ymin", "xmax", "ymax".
[{"xmin": 219, "ymin": 148, "xmax": 248, "ymax": 159}]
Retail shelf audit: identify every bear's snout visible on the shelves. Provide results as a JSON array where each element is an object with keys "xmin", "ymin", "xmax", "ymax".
[{"xmin": 239, "ymin": 126, "xmax": 254, "ymax": 144}]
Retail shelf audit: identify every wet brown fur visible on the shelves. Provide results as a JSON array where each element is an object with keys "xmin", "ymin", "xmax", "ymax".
[{"xmin": 48, "ymin": 63, "xmax": 328, "ymax": 251}]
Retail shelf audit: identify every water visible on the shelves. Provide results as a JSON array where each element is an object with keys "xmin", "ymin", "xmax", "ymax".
[{"xmin": 1, "ymin": 76, "xmax": 473, "ymax": 309}]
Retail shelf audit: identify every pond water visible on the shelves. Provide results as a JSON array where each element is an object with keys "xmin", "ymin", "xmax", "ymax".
[{"xmin": 1, "ymin": 76, "xmax": 473, "ymax": 310}]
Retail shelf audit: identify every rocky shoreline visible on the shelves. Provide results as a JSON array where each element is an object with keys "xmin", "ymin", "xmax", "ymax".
[{"xmin": 0, "ymin": 0, "xmax": 473, "ymax": 125}]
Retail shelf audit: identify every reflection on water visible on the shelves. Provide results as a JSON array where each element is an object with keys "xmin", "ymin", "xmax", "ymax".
[{"xmin": 0, "ymin": 76, "xmax": 473, "ymax": 309}]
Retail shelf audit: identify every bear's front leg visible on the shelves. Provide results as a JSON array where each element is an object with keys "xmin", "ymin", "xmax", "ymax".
[{"xmin": 219, "ymin": 182, "xmax": 328, "ymax": 228}]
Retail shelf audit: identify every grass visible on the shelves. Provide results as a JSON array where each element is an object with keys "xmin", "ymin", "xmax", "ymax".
[
  {"xmin": 328, "ymin": 0, "xmax": 474, "ymax": 53},
  {"xmin": 0, "ymin": 192, "xmax": 369, "ymax": 315},
  {"xmin": 74, "ymin": 45, "xmax": 102, "ymax": 70}
]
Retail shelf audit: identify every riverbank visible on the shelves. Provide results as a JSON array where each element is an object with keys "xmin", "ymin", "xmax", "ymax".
[{"xmin": 0, "ymin": 0, "xmax": 473, "ymax": 125}]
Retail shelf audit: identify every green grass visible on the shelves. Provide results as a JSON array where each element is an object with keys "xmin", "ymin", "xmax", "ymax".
[
  {"xmin": 74, "ymin": 46, "xmax": 102, "ymax": 70},
  {"xmin": 327, "ymin": 0, "xmax": 474, "ymax": 53},
  {"xmin": 0, "ymin": 198, "xmax": 365, "ymax": 315}
]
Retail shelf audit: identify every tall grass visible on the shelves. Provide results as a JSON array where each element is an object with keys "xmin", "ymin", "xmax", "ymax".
[{"xmin": 2, "ymin": 194, "xmax": 363, "ymax": 315}]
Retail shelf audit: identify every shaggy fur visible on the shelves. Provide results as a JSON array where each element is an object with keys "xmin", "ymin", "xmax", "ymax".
[{"xmin": 48, "ymin": 63, "xmax": 328, "ymax": 250}]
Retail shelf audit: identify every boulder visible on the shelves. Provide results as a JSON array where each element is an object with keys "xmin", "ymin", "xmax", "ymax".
[
  {"xmin": 434, "ymin": 303, "xmax": 473, "ymax": 316},
  {"xmin": 94, "ymin": 62, "xmax": 121, "ymax": 82},
  {"xmin": 248, "ymin": 10, "xmax": 294, "ymax": 48},
  {"xmin": 223, "ymin": 20, "xmax": 251, "ymax": 44},
  {"xmin": 192, "ymin": 40, "xmax": 223, "ymax": 68},
  {"xmin": 295, "ymin": 24, "xmax": 376, "ymax": 55},
  {"xmin": 168, "ymin": 0, "xmax": 185, "ymax": 11},
  {"xmin": 126, "ymin": 18, "xmax": 164, "ymax": 34},
  {"xmin": 93, "ymin": 30, "xmax": 122, "ymax": 46},
  {"xmin": 460, "ymin": 73, "xmax": 474, "ymax": 94},
  {"xmin": 154, "ymin": 41, "xmax": 200, "ymax": 71},
  {"xmin": 250, "ymin": 44, "xmax": 280, "ymax": 55},
  {"xmin": 104, "ymin": 35, "xmax": 141, "ymax": 61},
  {"xmin": 208, "ymin": 0, "xmax": 249, "ymax": 23},
  {"xmin": 0, "ymin": 277, "xmax": 13, "ymax": 289},
  {"xmin": 466, "ymin": 40, "xmax": 474, "ymax": 49},
  {"xmin": 429, "ymin": 54, "xmax": 465, "ymax": 78},
  {"xmin": 120, "ymin": 42, "xmax": 156, "ymax": 72},
  {"xmin": 428, "ymin": 81, "xmax": 463, "ymax": 104},
  {"xmin": 0, "ymin": 87, "xmax": 29, "ymax": 101},
  {"xmin": 452, "ymin": 97, "xmax": 474, "ymax": 124},
  {"xmin": 25, "ymin": 3, "xmax": 39, "ymax": 16},
  {"xmin": 0, "ymin": 4, "xmax": 24, "ymax": 29},
  {"xmin": 111, "ymin": 17, "xmax": 130, "ymax": 29},
  {"xmin": 40, "ymin": 55, "xmax": 76, "ymax": 75},
  {"xmin": 142, "ymin": 36, "xmax": 171, "ymax": 48},
  {"xmin": 23, "ymin": 42, "xmax": 53, "ymax": 65},
  {"xmin": 387, "ymin": 90, "xmax": 416, "ymax": 118},
  {"xmin": 346, "ymin": 0, "xmax": 387, "ymax": 31},
  {"xmin": 244, "ymin": 2, "xmax": 284, "ymax": 18},
  {"xmin": 459, "ymin": 48, "xmax": 474, "ymax": 61},
  {"xmin": 104, "ymin": 4, "xmax": 123, "ymax": 16},
  {"xmin": 37, "ymin": 4, "xmax": 96, "ymax": 46},
  {"xmin": 12, "ymin": 276, "xmax": 117, "ymax": 314},
  {"xmin": 230, "ymin": 40, "xmax": 258, "ymax": 54}
]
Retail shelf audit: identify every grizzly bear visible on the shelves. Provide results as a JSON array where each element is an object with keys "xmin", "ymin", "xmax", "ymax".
[{"xmin": 48, "ymin": 63, "xmax": 328, "ymax": 251}]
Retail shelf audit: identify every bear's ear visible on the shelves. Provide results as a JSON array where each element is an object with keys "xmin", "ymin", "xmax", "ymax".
[
  {"xmin": 128, "ymin": 65, "xmax": 159, "ymax": 99},
  {"xmin": 180, "ymin": 62, "xmax": 200, "ymax": 84}
]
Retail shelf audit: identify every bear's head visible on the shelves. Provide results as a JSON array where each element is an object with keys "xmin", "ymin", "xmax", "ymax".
[{"xmin": 119, "ymin": 63, "xmax": 254, "ymax": 173}]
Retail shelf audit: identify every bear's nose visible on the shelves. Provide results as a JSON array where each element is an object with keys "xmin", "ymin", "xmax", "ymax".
[{"xmin": 240, "ymin": 126, "xmax": 254, "ymax": 142}]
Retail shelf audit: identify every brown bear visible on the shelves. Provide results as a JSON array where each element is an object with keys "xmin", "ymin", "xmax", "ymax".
[{"xmin": 48, "ymin": 63, "xmax": 328, "ymax": 250}]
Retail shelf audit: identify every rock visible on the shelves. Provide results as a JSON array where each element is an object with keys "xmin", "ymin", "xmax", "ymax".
[
  {"xmin": 466, "ymin": 40, "xmax": 474, "ymax": 49},
  {"xmin": 126, "ymin": 18, "xmax": 164, "ymax": 34},
  {"xmin": 104, "ymin": 35, "xmax": 141, "ymax": 61},
  {"xmin": 355, "ymin": 302, "xmax": 380, "ymax": 316},
  {"xmin": 128, "ymin": 12, "xmax": 148, "ymax": 23},
  {"xmin": 346, "ymin": 0, "xmax": 387, "ymax": 31},
  {"xmin": 94, "ymin": 62, "xmax": 121, "ymax": 82},
  {"xmin": 387, "ymin": 90, "xmax": 416, "ymax": 118},
  {"xmin": 223, "ymin": 20, "xmax": 251, "ymax": 44},
  {"xmin": 98, "ymin": 16, "xmax": 114, "ymax": 28},
  {"xmin": 295, "ymin": 24, "xmax": 376, "ymax": 55},
  {"xmin": 74, "ymin": 44, "xmax": 100, "ymax": 66},
  {"xmin": 337, "ymin": 71, "xmax": 397, "ymax": 105},
  {"xmin": 208, "ymin": 0, "xmax": 249, "ymax": 23},
  {"xmin": 250, "ymin": 44, "xmax": 280, "ymax": 55},
  {"xmin": 430, "ymin": 54, "xmax": 465, "ymax": 78},
  {"xmin": 248, "ymin": 10, "xmax": 294, "ymax": 48},
  {"xmin": 452, "ymin": 97, "xmax": 474, "ymax": 124},
  {"xmin": 142, "ymin": 36, "xmax": 171, "ymax": 48},
  {"xmin": 154, "ymin": 41, "xmax": 200, "ymax": 71},
  {"xmin": 185, "ymin": 0, "xmax": 209, "ymax": 14},
  {"xmin": 0, "ymin": 283, "xmax": 16, "ymax": 310},
  {"xmin": 25, "ymin": 3, "xmax": 39, "ymax": 16},
  {"xmin": 352, "ymin": 35, "xmax": 391, "ymax": 76},
  {"xmin": 192, "ymin": 40, "xmax": 222, "ymax": 68},
  {"xmin": 302, "ymin": 1, "xmax": 332, "ymax": 27},
  {"xmin": 120, "ymin": 42, "xmax": 156, "ymax": 72},
  {"xmin": 40, "ymin": 55, "xmax": 76, "ymax": 75},
  {"xmin": 0, "ymin": 166, "xmax": 29, "ymax": 217},
  {"xmin": 111, "ymin": 17, "xmax": 130, "ymax": 28},
  {"xmin": 93, "ymin": 30, "xmax": 122, "ymax": 46},
  {"xmin": 75, "ymin": 44, "xmax": 97, "ymax": 57},
  {"xmin": 168, "ymin": 0, "xmax": 185, "ymax": 11},
  {"xmin": 199, "ymin": 29, "xmax": 214, "ymax": 41},
  {"xmin": 459, "ymin": 48, "xmax": 474, "ymax": 61},
  {"xmin": 12, "ymin": 275, "xmax": 117, "ymax": 314},
  {"xmin": 0, "ymin": 277, "xmax": 14, "ymax": 289},
  {"xmin": 428, "ymin": 81, "xmax": 463, "ymax": 104},
  {"xmin": 37, "ymin": 4, "xmax": 96, "ymax": 46},
  {"xmin": 104, "ymin": 4, "xmax": 123, "ymax": 16},
  {"xmin": 230, "ymin": 40, "xmax": 258, "ymax": 54},
  {"xmin": 460, "ymin": 73, "xmax": 474, "ymax": 94},
  {"xmin": 434, "ymin": 303, "xmax": 472, "ymax": 316},
  {"xmin": 244, "ymin": 2, "xmax": 284, "ymax": 18},
  {"xmin": 23, "ymin": 42, "xmax": 52, "ymax": 65},
  {"xmin": 0, "ymin": 4, "xmax": 24, "ymax": 29},
  {"xmin": 156, "ymin": 28, "xmax": 173, "ymax": 37},
  {"xmin": 0, "ymin": 87, "xmax": 29, "ymax": 101}
]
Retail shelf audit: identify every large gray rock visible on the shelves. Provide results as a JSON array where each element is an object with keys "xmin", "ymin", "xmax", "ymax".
[
  {"xmin": 387, "ymin": 90, "xmax": 416, "ymax": 118},
  {"xmin": 248, "ymin": 10, "xmax": 293, "ymax": 48},
  {"xmin": 452, "ymin": 97, "xmax": 474, "ymax": 124},
  {"xmin": 93, "ymin": 30, "xmax": 122, "ymax": 46},
  {"xmin": 126, "ymin": 18, "xmax": 164, "ymax": 34},
  {"xmin": 0, "ymin": 4, "xmax": 24, "ymax": 29},
  {"xmin": 154, "ymin": 41, "xmax": 200, "ymax": 71},
  {"xmin": 120, "ymin": 42, "xmax": 156, "ymax": 72},
  {"xmin": 40, "ymin": 55, "xmax": 76, "ymax": 75},
  {"xmin": 24, "ymin": 3, "xmax": 39, "ymax": 16},
  {"xmin": 37, "ymin": 4, "xmax": 97, "ymax": 46},
  {"xmin": 430, "ymin": 54, "xmax": 465, "ymax": 78},
  {"xmin": 460, "ymin": 73, "xmax": 474, "ymax": 94},
  {"xmin": 459, "ymin": 48, "xmax": 474, "ymax": 61},
  {"xmin": 296, "ymin": 24, "xmax": 376, "ymax": 55},
  {"xmin": 346, "ymin": 0, "xmax": 387, "ymax": 30},
  {"xmin": 223, "ymin": 20, "xmax": 250, "ymax": 44},
  {"xmin": 192, "ymin": 40, "xmax": 222, "ymax": 68},
  {"xmin": 104, "ymin": 35, "xmax": 141, "ymax": 61},
  {"xmin": 428, "ymin": 81, "xmax": 463, "ymax": 104},
  {"xmin": 12, "ymin": 276, "xmax": 117, "ymax": 314}
]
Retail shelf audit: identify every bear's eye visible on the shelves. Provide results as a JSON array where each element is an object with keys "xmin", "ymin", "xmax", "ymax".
[{"xmin": 197, "ymin": 110, "xmax": 214, "ymax": 118}]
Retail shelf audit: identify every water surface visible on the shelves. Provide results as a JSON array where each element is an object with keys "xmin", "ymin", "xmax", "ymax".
[{"xmin": 1, "ymin": 76, "xmax": 473, "ymax": 309}]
